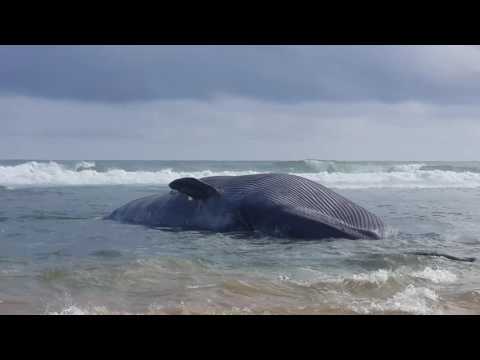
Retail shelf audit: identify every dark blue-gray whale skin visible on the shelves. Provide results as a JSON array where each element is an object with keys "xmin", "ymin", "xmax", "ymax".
[{"xmin": 105, "ymin": 173, "xmax": 385, "ymax": 240}]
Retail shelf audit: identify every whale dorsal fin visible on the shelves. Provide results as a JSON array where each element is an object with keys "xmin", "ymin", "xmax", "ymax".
[{"xmin": 169, "ymin": 177, "xmax": 220, "ymax": 201}]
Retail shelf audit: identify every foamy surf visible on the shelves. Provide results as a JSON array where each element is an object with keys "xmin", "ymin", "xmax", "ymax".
[
  {"xmin": 45, "ymin": 268, "xmax": 455, "ymax": 315},
  {"xmin": 303, "ymin": 159, "xmax": 426, "ymax": 173},
  {"xmin": 349, "ymin": 267, "xmax": 458, "ymax": 285},
  {"xmin": 351, "ymin": 285, "xmax": 441, "ymax": 315},
  {"xmin": 0, "ymin": 161, "xmax": 257, "ymax": 187},
  {"xmin": 74, "ymin": 161, "xmax": 96, "ymax": 171},
  {"xmin": 281, "ymin": 266, "xmax": 458, "ymax": 288},
  {"xmin": 2, "ymin": 160, "xmax": 480, "ymax": 189}
]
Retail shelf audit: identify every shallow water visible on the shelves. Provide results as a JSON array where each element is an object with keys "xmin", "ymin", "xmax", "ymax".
[{"xmin": 1, "ymin": 160, "xmax": 480, "ymax": 314}]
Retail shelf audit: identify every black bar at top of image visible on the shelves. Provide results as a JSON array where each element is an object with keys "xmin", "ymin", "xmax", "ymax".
[{"xmin": 2, "ymin": 6, "xmax": 480, "ymax": 45}]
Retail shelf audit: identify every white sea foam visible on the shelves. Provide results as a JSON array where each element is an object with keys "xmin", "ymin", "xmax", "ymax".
[
  {"xmin": 1, "ymin": 161, "xmax": 480, "ymax": 188},
  {"xmin": 303, "ymin": 159, "xmax": 339, "ymax": 172},
  {"xmin": 411, "ymin": 267, "xmax": 457, "ymax": 284},
  {"xmin": 350, "ymin": 266, "xmax": 457, "ymax": 286},
  {"xmin": 360, "ymin": 285, "xmax": 440, "ymax": 314},
  {"xmin": 0, "ymin": 161, "xmax": 256, "ymax": 187},
  {"xmin": 339, "ymin": 267, "xmax": 454, "ymax": 313},
  {"xmin": 389, "ymin": 163, "xmax": 426, "ymax": 172},
  {"xmin": 352, "ymin": 269, "xmax": 393, "ymax": 284},
  {"xmin": 303, "ymin": 160, "xmax": 426, "ymax": 174},
  {"xmin": 74, "ymin": 161, "xmax": 96, "ymax": 171},
  {"xmin": 299, "ymin": 170, "xmax": 480, "ymax": 189},
  {"xmin": 48, "ymin": 305, "xmax": 112, "ymax": 315},
  {"xmin": 49, "ymin": 305, "xmax": 89, "ymax": 315}
]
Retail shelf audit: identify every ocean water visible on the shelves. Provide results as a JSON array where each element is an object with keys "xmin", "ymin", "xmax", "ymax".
[{"xmin": 1, "ymin": 159, "xmax": 480, "ymax": 315}]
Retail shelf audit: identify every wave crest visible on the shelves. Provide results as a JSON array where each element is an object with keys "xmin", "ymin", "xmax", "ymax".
[
  {"xmin": 1, "ymin": 161, "xmax": 480, "ymax": 189},
  {"xmin": 74, "ymin": 161, "xmax": 96, "ymax": 171},
  {"xmin": 0, "ymin": 161, "xmax": 257, "ymax": 187}
]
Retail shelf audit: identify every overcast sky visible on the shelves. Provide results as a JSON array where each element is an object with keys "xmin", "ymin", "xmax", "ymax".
[{"xmin": 1, "ymin": 45, "xmax": 480, "ymax": 160}]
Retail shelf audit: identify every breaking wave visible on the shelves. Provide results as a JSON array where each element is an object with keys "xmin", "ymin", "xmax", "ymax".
[
  {"xmin": 74, "ymin": 161, "xmax": 96, "ymax": 171},
  {"xmin": 0, "ymin": 161, "xmax": 257, "ymax": 188},
  {"xmin": 46, "ymin": 266, "xmax": 457, "ymax": 315},
  {"xmin": 2, "ymin": 160, "xmax": 480, "ymax": 189},
  {"xmin": 302, "ymin": 159, "xmax": 426, "ymax": 173}
]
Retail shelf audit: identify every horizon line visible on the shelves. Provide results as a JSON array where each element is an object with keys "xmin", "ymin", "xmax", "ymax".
[{"xmin": 1, "ymin": 158, "xmax": 479, "ymax": 163}]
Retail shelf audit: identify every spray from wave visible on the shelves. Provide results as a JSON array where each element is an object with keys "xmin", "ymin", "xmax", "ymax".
[
  {"xmin": 302, "ymin": 159, "xmax": 426, "ymax": 173},
  {"xmin": 1, "ymin": 160, "xmax": 480, "ymax": 189},
  {"xmin": 0, "ymin": 161, "xmax": 257, "ymax": 188},
  {"xmin": 74, "ymin": 161, "xmax": 96, "ymax": 171}
]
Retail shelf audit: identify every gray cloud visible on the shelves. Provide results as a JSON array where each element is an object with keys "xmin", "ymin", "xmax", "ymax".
[
  {"xmin": 2, "ymin": 45, "xmax": 480, "ymax": 161},
  {"xmin": 2, "ymin": 45, "xmax": 480, "ymax": 104},
  {"xmin": 1, "ymin": 95, "xmax": 480, "ymax": 160}
]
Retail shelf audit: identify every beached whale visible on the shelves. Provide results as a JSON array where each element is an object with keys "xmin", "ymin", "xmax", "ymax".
[{"xmin": 106, "ymin": 173, "xmax": 385, "ymax": 240}]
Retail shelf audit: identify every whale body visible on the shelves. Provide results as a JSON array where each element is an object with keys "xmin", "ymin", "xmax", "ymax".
[{"xmin": 106, "ymin": 173, "xmax": 385, "ymax": 240}]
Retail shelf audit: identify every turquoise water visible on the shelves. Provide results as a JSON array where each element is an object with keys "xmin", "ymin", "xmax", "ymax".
[{"xmin": 1, "ymin": 160, "xmax": 480, "ymax": 314}]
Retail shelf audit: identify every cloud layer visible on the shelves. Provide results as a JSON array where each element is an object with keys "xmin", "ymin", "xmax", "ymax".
[
  {"xmin": 2, "ymin": 45, "xmax": 480, "ymax": 104},
  {"xmin": 0, "ymin": 45, "xmax": 479, "ymax": 160},
  {"xmin": 1, "ymin": 95, "xmax": 479, "ymax": 160}
]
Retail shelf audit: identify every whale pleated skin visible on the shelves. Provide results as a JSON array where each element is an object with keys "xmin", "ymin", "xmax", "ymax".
[{"xmin": 106, "ymin": 173, "xmax": 385, "ymax": 240}]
